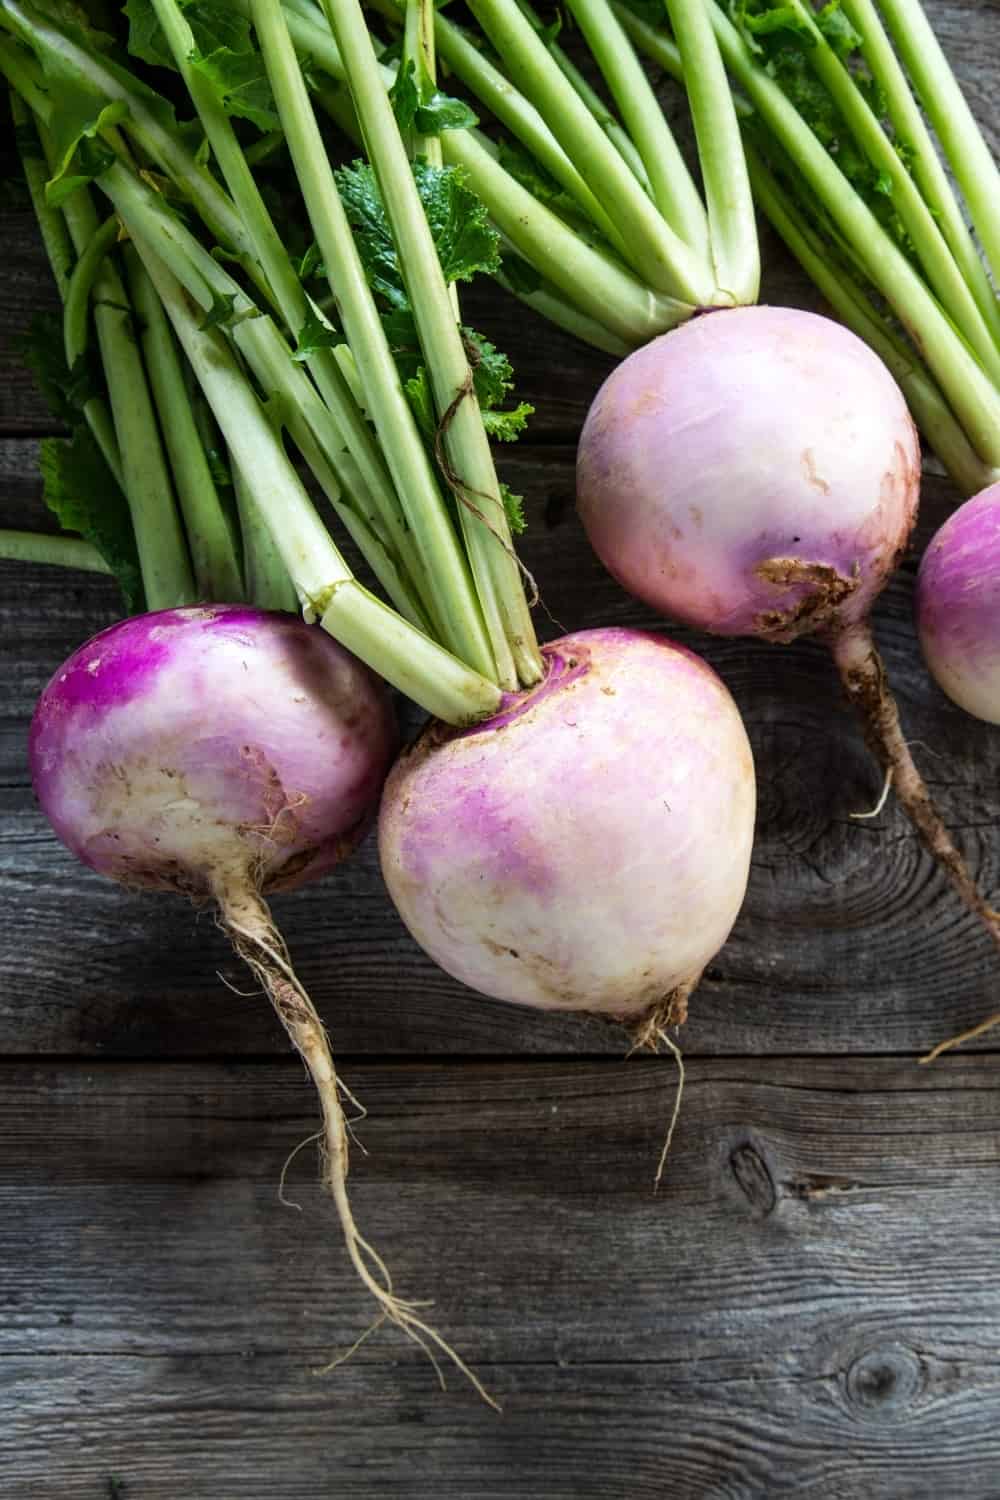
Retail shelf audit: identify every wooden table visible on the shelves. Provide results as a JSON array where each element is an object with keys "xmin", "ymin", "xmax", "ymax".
[{"xmin": 2, "ymin": 10, "xmax": 1000, "ymax": 1492}]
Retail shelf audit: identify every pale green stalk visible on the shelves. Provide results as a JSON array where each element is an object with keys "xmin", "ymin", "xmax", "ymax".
[
  {"xmin": 663, "ymin": 0, "xmax": 758, "ymax": 304},
  {"xmin": 251, "ymin": 0, "xmax": 498, "ymax": 678},
  {"xmin": 783, "ymin": 0, "xmax": 1000, "ymax": 381},
  {"xmin": 512, "ymin": 0, "xmax": 652, "ymax": 190},
  {"xmin": 11, "ymin": 89, "xmax": 123, "ymax": 487},
  {"xmin": 0, "ymin": 529, "xmax": 111, "ymax": 572},
  {"xmin": 463, "ymin": 0, "xmax": 714, "ymax": 301},
  {"xmin": 232, "ymin": 462, "xmax": 299, "ymax": 611},
  {"xmin": 273, "ymin": 0, "xmax": 631, "ymax": 258},
  {"xmin": 148, "ymin": 0, "xmax": 413, "ymax": 585},
  {"xmin": 135, "ymin": 236, "xmax": 502, "ymax": 721},
  {"xmin": 441, "ymin": 127, "xmax": 688, "ymax": 343},
  {"xmin": 838, "ymin": 0, "xmax": 1000, "ymax": 348},
  {"xmin": 617, "ymin": 1, "xmax": 1000, "ymax": 469},
  {"xmin": 124, "ymin": 246, "xmax": 246, "ymax": 601},
  {"xmin": 319, "ymin": 0, "xmax": 544, "ymax": 686},
  {"xmin": 875, "ymin": 0, "xmax": 1000, "ymax": 285},
  {"xmin": 562, "ymin": 0, "xmax": 710, "ymax": 258},
  {"xmin": 48, "ymin": 155, "xmax": 194, "ymax": 607},
  {"xmin": 0, "ymin": 0, "xmax": 255, "ymax": 265}
]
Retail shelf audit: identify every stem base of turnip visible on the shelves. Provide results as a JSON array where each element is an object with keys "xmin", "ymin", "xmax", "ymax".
[
  {"xmin": 215, "ymin": 876, "xmax": 498, "ymax": 1409},
  {"xmin": 831, "ymin": 622, "xmax": 1000, "ymax": 952}
]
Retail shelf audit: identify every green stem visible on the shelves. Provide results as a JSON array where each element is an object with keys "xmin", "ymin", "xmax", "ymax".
[
  {"xmin": 562, "ymin": 0, "xmax": 710, "ymax": 259},
  {"xmin": 747, "ymin": 147, "xmax": 997, "ymax": 498},
  {"xmin": 149, "ymin": 0, "xmax": 411, "ymax": 587},
  {"xmin": 0, "ymin": 528, "xmax": 111, "ymax": 572},
  {"xmin": 441, "ymin": 127, "xmax": 689, "ymax": 344},
  {"xmin": 282, "ymin": 0, "xmax": 631, "ymax": 258},
  {"xmin": 124, "ymin": 245, "xmax": 246, "ymax": 602},
  {"xmin": 62, "ymin": 214, "xmax": 119, "ymax": 375},
  {"xmin": 255, "ymin": 6, "xmax": 677, "ymax": 343},
  {"xmin": 251, "ymin": 0, "xmax": 498, "ymax": 678},
  {"xmin": 494, "ymin": 258, "xmax": 632, "ymax": 356},
  {"xmin": 783, "ymin": 0, "xmax": 1000, "ymax": 382},
  {"xmin": 463, "ymin": 0, "xmax": 714, "ymax": 301},
  {"xmin": 232, "ymin": 461, "xmax": 298, "ymax": 611},
  {"xmin": 663, "ymin": 0, "xmax": 758, "ymax": 305},
  {"xmin": 622, "ymin": 2, "xmax": 1000, "ymax": 470},
  {"xmin": 135, "ymin": 235, "xmax": 502, "ymax": 722},
  {"xmin": 838, "ymin": 0, "xmax": 1000, "ymax": 350},
  {"xmin": 512, "ymin": 0, "xmax": 653, "ymax": 191},
  {"xmin": 1, "ymin": 0, "xmax": 255, "ymax": 267},
  {"xmin": 11, "ymin": 91, "xmax": 124, "ymax": 488},
  {"xmin": 47, "ymin": 164, "xmax": 195, "ymax": 608},
  {"xmin": 875, "ymin": 0, "xmax": 1000, "ymax": 288},
  {"xmin": 320, "ymin": 0, "xmax": 543, "ymax": 687}
]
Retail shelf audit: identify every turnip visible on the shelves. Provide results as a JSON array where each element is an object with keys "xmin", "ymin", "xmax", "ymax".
[
  {"xmin": 916, "ymin": 484, "xmax": 1000, "ymax": 726},
  {"xmin": 577, "ymin": 305, "xmax": 1000, "ymax": 955},
  {"xmin": 380, "ymin": 626, "xmax": 755, "ymax": 1028}
]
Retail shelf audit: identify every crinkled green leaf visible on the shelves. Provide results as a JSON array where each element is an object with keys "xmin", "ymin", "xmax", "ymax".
[
  {"xmin": 40, "ymin": 427, "xmax": 145, "ymax": 613},
  {"xmin": 414, "ymin": 89, "xmax": 478, "ymax": 135},
  {"xmin": 482, "ymin": 402, "xmax": 533, "ymax": 441},
  {"xmin": 403, "ymin": 364, "xmax": 436, "ymax": 439},
  {"xmin": 336, "ymin": 158, "xmax": 500, "ymax": 305},
  {"xmin": 499, "ymin": 481, "xmax": 525, "ymax": 535},
  {"xmin": 816, "ymin": 1, "xmax": 862, "ymax": 59}
]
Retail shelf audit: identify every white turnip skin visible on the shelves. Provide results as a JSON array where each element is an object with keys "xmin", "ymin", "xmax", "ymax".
[
  {"xmin": 577, "ymin": 305, "xmax": 1000, "ymax": 967},
  {"xmin": 916, "ymin": 483, "xmax": 1000, "ymax": 724},
  {"xmin": 28, "ymin": 605, "xmax": 485, "ymax": 1389},
  {"xmin": 379, "ymin": 626, "xmax": 756, "ymax": 1032}
]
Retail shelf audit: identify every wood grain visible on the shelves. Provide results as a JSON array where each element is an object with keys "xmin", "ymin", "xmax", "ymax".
[{"xmin": 2, "ymin": 1055, "xmax": 1000, "ymax": 1497}]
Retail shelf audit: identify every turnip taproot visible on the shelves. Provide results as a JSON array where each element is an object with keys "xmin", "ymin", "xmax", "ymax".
[{"xmin": 577, "ymin": 306, "xmax": 1000, "ymax": 958}]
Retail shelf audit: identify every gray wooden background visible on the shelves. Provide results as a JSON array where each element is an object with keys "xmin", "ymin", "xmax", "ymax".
[{"xmin": 2, "ymin": 5, "xmax": 1000, "ymax": 1493}]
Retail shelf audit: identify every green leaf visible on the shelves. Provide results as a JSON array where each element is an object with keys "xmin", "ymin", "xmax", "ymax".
[
  {"xmin": 816, "ymin": 1, "xmax": 862, "ymax": 59},
  {"xmin": 291, "ymin": 305, "xmax": 343, "ymax": 361},
  {"xmin": 414, "ymin": 89, "xmax": 478, "ymax": 135},
  {"xmin": 20, "ymin": 311, "xmax": 102, "ymax": 424},
  {"xmin": 39, "ymin": 427, "xmax": 145, "ymax": 613},
  {"xmin": 190, "ymin": 42, "xmax": 278, "ymax": 132},
  {"xmin": 462, "ymin": 327, "xmax": 512, "ymax": 410},
  {"xmin": 499, "ymin": 481, "xmax": 525, "ymax": 535},
  {"xmin": 403, "ymin": 364, "xmax": 436, "ymax": 439},
  {"xmin": 389, "ymin": 56, "xmax": 420, "ymax": 132},
  {"xmin": 197, "ymin": 286, "xmax": 258, "ymax": 330},
  {"xmin": 125, "ymin": 0, "xmax": 278, "ymax": 129},
  {"xmin": 44, "ymin": 98, "xmax": 128, "ymax": 205},
  {"xmin": 124, "ymin": 0, "xmax": 175, "ymax": 68},
  {"xmin": 482, "ymin": 402, "xmax": 533, "ymax": 441},
  {"xmin": 336, "ymin": 158, "xmax": 500, "ymax": 305}
]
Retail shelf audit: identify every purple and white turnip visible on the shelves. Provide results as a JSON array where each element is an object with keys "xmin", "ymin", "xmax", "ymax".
[
  {"xmin": 380, "ymin": 626, "xmax": 756, "ymax": 1032},
  {"xmin": 577, "ymin": 305, "xmax": 1000, "ymax": 959},
  {"xmin": 916, "ymin": 482, "xmax": 1000, "ymax": 727}
]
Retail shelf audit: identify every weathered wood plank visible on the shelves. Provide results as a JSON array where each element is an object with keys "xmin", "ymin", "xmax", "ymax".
[
  {"xmin": 3, "ymin": 437, "xmax": 999, "ymax": 1058},
  {"xmin": 2, "ymin": 1056, "xmax": 1000, "ymax": 1496}
]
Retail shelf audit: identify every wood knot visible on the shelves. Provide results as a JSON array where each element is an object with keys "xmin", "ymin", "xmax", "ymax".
[
  {"xmin": 845, "ymin": 1345, "xmax": 925, "ymax": 1420},
  {"xmin": 729, "ymin": 1141, "xmax": 777, "ymax": 1216}
]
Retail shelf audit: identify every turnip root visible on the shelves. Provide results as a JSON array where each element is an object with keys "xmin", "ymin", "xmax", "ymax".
[
  {"xmin": 577, "ymin": 306, "xmax": 1000, "ymax": 956},
  {"xmin": 379, "ymin": 627, "xmax": 756, "ymax": 1042},
  {"xmin": 28, "ymin": 604, "xmax": 493, "ymax": 1381}
]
